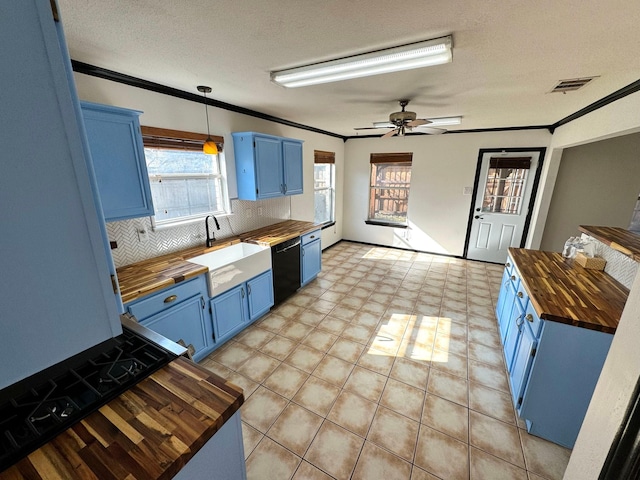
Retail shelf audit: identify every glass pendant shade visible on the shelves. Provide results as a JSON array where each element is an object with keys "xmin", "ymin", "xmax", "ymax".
[{"xmin": 203, "ymin": 138, "xmax": 218, "ymax": 154}]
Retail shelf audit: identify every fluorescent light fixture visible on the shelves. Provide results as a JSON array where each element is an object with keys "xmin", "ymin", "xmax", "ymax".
[
  {"xmin": 372, "ymin": 116, "xmax": 462, "ymax": 128},
  {"xmin": 271, "ymin": 36, "xmax": 452, "ymax": 88}
]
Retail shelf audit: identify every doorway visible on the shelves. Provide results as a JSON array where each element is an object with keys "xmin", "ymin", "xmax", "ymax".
[{"xmin": 464, "ymin": 148, "xmax": 546, "ymax": 263}]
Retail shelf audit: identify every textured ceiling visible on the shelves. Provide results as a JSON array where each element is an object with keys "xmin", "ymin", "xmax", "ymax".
[{"xmin": 58, "ymin": 0, "xmax": 640, "ymax": 137}]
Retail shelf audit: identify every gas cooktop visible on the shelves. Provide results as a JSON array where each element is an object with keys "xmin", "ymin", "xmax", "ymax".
[{"xmin": 0, "ymin": 326, "xmax": 177, "ymax": 471}]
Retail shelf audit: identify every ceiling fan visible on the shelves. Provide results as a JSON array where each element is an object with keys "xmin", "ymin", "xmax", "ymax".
[{"xmin": 355, "ymin": 100, "xmax": 448, "ymax": 138}]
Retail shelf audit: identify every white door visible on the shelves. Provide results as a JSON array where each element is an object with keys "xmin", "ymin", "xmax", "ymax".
[{"xmin": 467, "ymin": 151, "xmax": 540, "ymax": 263}]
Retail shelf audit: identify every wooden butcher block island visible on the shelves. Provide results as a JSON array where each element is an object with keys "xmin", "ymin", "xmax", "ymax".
[
  {"xmin": 6, "ymin": 358, "xmax": 244, "ymax": 480},
  {"xmin": 509, "ymin": 248, "xmax": 628, "ymax": 333},
  {"xmin": 497, "ymin": 247, "xmax": 629, "ymax": 449}
]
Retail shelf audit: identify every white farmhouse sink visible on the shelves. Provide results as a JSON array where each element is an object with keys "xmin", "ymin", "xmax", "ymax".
[{"xmin": 188, "ymin": 243, "xmax": 272, "ymax": 297}]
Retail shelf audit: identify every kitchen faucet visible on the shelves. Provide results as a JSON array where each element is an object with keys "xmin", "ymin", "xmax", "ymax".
[{"xmin": 205, "ymin": 215, "xmax": 220, "ymax": 247}]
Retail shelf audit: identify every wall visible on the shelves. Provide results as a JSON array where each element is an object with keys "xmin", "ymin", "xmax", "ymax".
[
  {"xmin": 342, "ymin": 130, "xmax": 552, "ymax": 256},
  {"xmin": 73, "ymin": 74, "xmax": 345, "ymax": 265},
  {"xmin": 545, "ymin": 91, "xmax": 640, "ymax": 479},
  {"xmin": 539, "ymin": 133, "xmax": 640, "ymax": 252}
]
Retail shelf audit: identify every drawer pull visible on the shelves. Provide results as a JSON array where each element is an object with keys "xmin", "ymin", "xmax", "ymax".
[
  {"xmin": 164, "ymin": 295, "xmax": 178, "ymax": 304},
  {"xmin": 511, "ymin": 275, "xmax": 516, "ymax": 281},
  {"xmin": 506, "ymin": 262, "xmax": 511, "ymax": 268},
  {"xmin": 310, "ymin": 235, "xmax": 315, "ymax": 239},
  {"xmin": 517, "ymin": 291, "xmax": 523, "ymax": 298},
  {"xmin": 526, "ymin": 314, "xmax": 534, "ymax": 323}
]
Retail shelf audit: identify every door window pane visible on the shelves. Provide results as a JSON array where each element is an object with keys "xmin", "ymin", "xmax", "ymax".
[{"xmin": 482, "ymin": 167, "xmax": 528, "ymax": 214}]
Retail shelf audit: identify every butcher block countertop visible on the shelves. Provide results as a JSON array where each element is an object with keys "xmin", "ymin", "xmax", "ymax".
[
  {"xmin": 117, "ymin": 238, "xmax": 241, "ymax": 304},
  {"xmin": 6, "ymin": 357, "xmax": 244, "ymax": 480},
  {"xmin": 579, "ymin": 225, "xmax": 640, "ymax": 262},
  {"xmin": 239, "ymin": 219, "xmax": 320, "ymax": 247},
  {"xmin": 509, "ymin": 248, "xmax": 628, "ymax": 334},
  {"xmin": 117, "ymin": 220, "xmax": 320, "ymax": 304}
]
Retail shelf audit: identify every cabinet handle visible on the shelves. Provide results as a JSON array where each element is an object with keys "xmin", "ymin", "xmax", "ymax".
[
  {"xmin": 516, "ymin": 315, "xmax": 524, "ymax": 327},
  {"xmin": 517, "ymin": 291, "xmax": 523, "ymax": 298},
  {"xmin": 526, "ymin": 314, "xmax": 534, "ymax": 323},
  {"xmin": 164, "ymin": 295, "xmax": 178, "ymax": 303},
  {"xmin": 284, "ymin": 184, "xmax": 287, "ymax": 193},
  {"xmin": 247, "ymin": 284, "xmax": 252, "ymax": 295},
  {"xmin": 280, "ymin": 184, "xmax": 284, "ymax": 194},
  {"xmin": 200, "ymin": 297, "xmax": 205, "ymax": 309},
  {"xmin": 241, "ymin": 287, "xmax": 245, "ymax": 299}
]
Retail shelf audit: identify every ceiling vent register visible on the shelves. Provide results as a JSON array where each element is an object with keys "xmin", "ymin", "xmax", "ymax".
[{"xmin": 549, "ymin": 77, "xmax": 598, "ymax": 93}]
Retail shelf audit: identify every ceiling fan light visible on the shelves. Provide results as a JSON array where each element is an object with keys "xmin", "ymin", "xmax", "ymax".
[{"xmin": 271, "ymin": 36, "xmax": 452, "ymax": 88}]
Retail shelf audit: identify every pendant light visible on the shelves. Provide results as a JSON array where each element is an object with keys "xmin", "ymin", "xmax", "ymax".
[{"xmin": 197, "ymin": 85, "xmax": 218, "ymax": 155}]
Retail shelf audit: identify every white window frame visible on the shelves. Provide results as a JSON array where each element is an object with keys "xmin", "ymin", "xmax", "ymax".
[{"xmin": 314, "ymin": 162, "xmax": 335, "ymax": 224}]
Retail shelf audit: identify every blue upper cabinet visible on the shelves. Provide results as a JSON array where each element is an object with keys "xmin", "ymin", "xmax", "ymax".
[
  {"xmin": 81, "ymin": 102, "xmax": 154, "ymax": 221},
  {"xmin": 232, "ymin": 132, "xmax": 304, "ymax": 200},
  {"xmin": 282, "ymin": 140, "xmax": 303, "ymax": 195}
]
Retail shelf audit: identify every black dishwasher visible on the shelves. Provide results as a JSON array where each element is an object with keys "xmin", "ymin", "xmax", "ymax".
[{"xmin": 271, "ymin": 237, "xmax": 301, "ymax": 305}]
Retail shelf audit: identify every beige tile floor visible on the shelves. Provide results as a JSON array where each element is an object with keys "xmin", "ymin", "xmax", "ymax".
[{"xmin": 202, "ymin": 241, "xmax": 572, "ymax": 480}]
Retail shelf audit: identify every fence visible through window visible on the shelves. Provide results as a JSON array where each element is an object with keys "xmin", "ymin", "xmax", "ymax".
[
  {"xmin": 482, "ymin": 157, "xmax": 531, "ymax": 215},
  {"xmin": 369, "ymin": 162, "xmax": 411, "ymax": 224}
]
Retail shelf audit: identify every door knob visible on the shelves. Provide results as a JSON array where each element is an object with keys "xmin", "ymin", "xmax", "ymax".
[
  {"xmin": 475, "ymin": 207, "xmax": 481, "ymax": 212},
  {"xmin": 474, "ymin": 215, "xmax": 484, "ymax": 219}
]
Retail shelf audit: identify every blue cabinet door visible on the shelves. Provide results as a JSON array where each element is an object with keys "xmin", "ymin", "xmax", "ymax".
[
  {"xmin": 302, "ymin": 239, "xmax": 322, "ymax": 285},
  {"xmin": 211, "ymin": 285, "xmax": 248, "ymax": 341},
  {"xmin": 143, "ymin": 295, "xmax": 208, "ymax": 354},
  {"xmin": 247, "ymin": 271, "xmax": 274, "ymax": 321},
  {"xmin": 282, "ymin": 140, "xmax": 303, "ymax": 195},
  {"xmin": 255, "ymin": 136, "xmax": 284, "ymax": 198},
  {"xmin": 81, "ymin": 102, "xmax": 154, "ymax": 221},
  {"xmin": 510, "ymin": 321, "xmax": 537, "ymax": 410},
  {"xmin": 495, "ymin": 268, "xmax": 511, "ymax": 320},
  {"xmin": 498, "ymin": 282, "xmax": 516, "ymax": 342},
  {"xmin": 503, "ymin": 300, "xmax": 524, "ymax": 373}
]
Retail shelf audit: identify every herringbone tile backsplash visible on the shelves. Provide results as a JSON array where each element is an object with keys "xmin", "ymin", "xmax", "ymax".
[
  {"xmin": 106, "ymin": 197, "xmax": 291, "ymax": 267},
  {"xmin": 581, "ymin": 233, "xmax": 639, "ymax": 289}
]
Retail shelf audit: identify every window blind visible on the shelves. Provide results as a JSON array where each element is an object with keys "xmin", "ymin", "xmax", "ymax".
[
  {"xmin": 141, "ymin": 126, "xmax": 224, "ymax": 152},
  {"xmin": 370, "ymin": 152, "xmax": 413, "ymax": 164},
  {"xmin": 314, "ymin": 150, "xmax": 335, "ymax": 164},
  {"xmin": 489, "ymin": 157, "xmax": 531, "ymax": 169}
]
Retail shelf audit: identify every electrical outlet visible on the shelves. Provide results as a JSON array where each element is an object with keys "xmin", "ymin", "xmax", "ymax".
[
  {"xmin": 137, "ymin": 228, "xmax": 149, "ymax": 243},
  {"xmin": 258, "ymin": 207, "xmax": 264, "ymax": 216}
]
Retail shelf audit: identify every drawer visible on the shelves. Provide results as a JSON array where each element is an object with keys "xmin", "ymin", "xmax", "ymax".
[
  {"xmin": 505, "ymin": 254, "xmax": 515, "ymax": 275},
  {"xmin": 514, "ymin": 280, "xmax": 529, "ymax": 311},
  {"xmin": 524, "ymin": 300, "xmax": 543, "ymax": 338},
  {"xmin": 301, "ymin": 229, "xmax": 321, "ymax": 246},
  {"xmin": 127, "ymin": 275, "xmax": 206, "ymax": 321}
]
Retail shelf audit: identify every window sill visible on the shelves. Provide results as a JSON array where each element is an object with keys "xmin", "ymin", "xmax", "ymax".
[
  {"xmin": 364, "ymin": 220, "xmax": 408, "ymax": 229},
  {"xmin": 151, "ymin": 212, "xmax": 232, "ymax": 231},
  {"xmin": 321, "ymin": 221, "xmax": 336, "ymax": 230}
]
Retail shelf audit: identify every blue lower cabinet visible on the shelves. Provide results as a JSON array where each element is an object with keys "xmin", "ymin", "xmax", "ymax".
[
  {"xmin": 510, "ymin": 321, "xmax": 537, "ymax": 409},
  {"xmin": 247, "ymin": 271, "xmax": 274, "ymax": 320},
  {"xmin": 503, "ymin": 300, "xmax": 525, "ymax": 373},
  {"xmin": 143, "ymin": 295, "xmax": 208, "ymax": 356},
  {"xmin": 126, "ymin": 275, "xmax": 214, "ymax": 362},
  {"xmin": 210, "ymin": 270, "xmax": 274, "ymax": 347},
  {"xmin": 301, "ymin": 230, "xmax": 322, "ymax": 286}
]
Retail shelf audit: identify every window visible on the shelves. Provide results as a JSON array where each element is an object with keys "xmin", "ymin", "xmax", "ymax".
[
  {"xmin": 368, "ymin": 152, "xmax": 413, "ymax": 226},
  {"xmin": 482, "ymin": 157, "xmax": 531, "ymax": 215},
  {"xmin": 141, "ymin": 127, "xmax": 229, "ymax": 227},
  {"xmin": 314, "ymin": 150, "xmax": 335, "ymax": 224}
]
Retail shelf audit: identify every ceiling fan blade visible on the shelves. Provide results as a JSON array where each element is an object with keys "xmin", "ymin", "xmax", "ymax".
[
  {"xmin": 382, "ymin": 129, "xmax": 398, "ymax": 138},
  {"xmin": 418, "ymin": 126, "xmax": 447, "ymax": 135},
  {"xmin": 354, "ymin": 127, "xmax": 385, "ymax": 130},
  {"xmin": 406, "ymin": 118, "xmax": 432, "ymax": 127}
]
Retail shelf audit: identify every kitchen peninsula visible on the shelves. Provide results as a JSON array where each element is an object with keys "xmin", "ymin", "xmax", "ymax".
[
  {"xmin": 5, "ymin": 357, "xmax": 245, "ymax": 479},
  {"xmin": 496, "ymin": 237, "xmax": 630, "ymax": 448}
]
